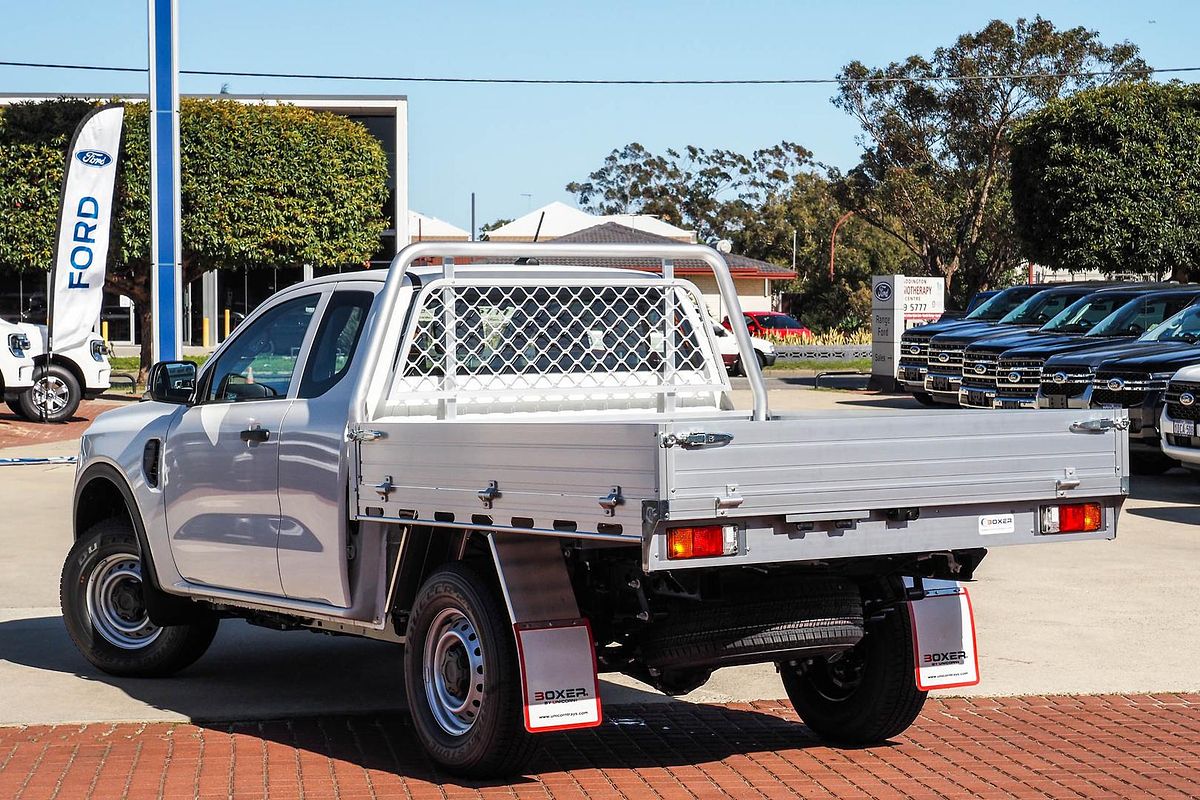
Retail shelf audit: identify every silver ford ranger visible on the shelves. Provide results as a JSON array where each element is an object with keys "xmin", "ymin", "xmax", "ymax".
[{"xmin": 62, "ymin": 243, "xmax": 1127, "ymax": 776}]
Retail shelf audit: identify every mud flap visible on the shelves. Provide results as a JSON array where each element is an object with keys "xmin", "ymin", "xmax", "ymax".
[
  {"xmin": 905, "ymin": 578, "xmax": 980, "ymax": 691},
  {"xmin": 488, "ymin": 535, "xmax": 602, "ymax": 732},
  {"xmin": 515, "ymin": 619, "xmax": 602, "ymax": 732}
]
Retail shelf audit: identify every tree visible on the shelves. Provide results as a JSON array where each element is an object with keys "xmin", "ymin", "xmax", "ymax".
[
  {"xmin": 566, "ymin": 141, "xmax": 814, "ymax": 245},
  {"xmin": 0, "ymin": 98, "xmax": 389, "ymax": 375},
  {"xmin": 1010, "ymin": 82, "xmax": 1200, "ymax": 282},
  {"xmin": 566, "ymin": 141, "xmax": 918, "ymax": 329},
  {"xmin": 830, "ymin": 16, "xmax": 1148, "ymax": 302},
  {"xmin": 478, "ymin": 218, "xmax": 512, "ymax": 240}
]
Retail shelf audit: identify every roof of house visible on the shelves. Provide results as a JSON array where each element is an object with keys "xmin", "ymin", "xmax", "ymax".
[
  {"xmin": 408, "ymin": 210, "xmax": 470, "ymax": 242},
  {"xmin": 483, "ymin": 201, "xmax": 695, "ymax": 243},
  {"xmin": 473, "ymin": 221, "xmax": 795, "ymax": 280}
]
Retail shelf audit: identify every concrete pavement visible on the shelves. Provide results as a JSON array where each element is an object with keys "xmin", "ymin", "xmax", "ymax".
[{"xmin": 0, "ymin": 387, "xmax": 1197, "ymax": 725}]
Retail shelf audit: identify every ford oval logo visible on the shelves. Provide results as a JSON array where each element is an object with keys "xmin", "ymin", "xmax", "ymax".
[
  {"xmin": 1181, "ymin": 392, "xmax": 1195, "ymax": 407},
  {"xmin": 874, "ymin": 282, "xmax": 892, "ymax": 302},
  {"xmin": 974, "ymin": 363, "xmax": 987, "ymax": 375},
  {"xmin": 909, "ymin": 345, "xmax": 920, "ymax": 355},
  {"xmin": 75, "ymin": 149, "xmax": 113, "ymax": 168},
  {"xmin": 938, "ymin": 352, "xmax": 949, "ymax": 363},
  {"xmin": 1107, "ymin": 377, "xmax": 1125, "ymax": 391},
  {"xmin": 1052, "ymin": 371, "xmax": 1067, "ymax": 384},
  {"xmin": 1008, "ymin": 371, "xmax": 1022, "ymax": 383}
]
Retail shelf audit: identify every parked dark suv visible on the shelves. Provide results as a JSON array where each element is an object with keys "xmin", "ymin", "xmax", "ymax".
[
  {"xmin": 1039, "ymin": 303, "xmax": 1200, "ymax": 472},
  {"xmin": 958, "ymin": 286, "xmax": 1197, "ymax": 409},
  {"xmin": 896, "ymin": 285, "xmax": 1043, "ymax": 404},
  {"xmin": 922, "ymin": 283, "xmax": 1114, "ymax": 405}
]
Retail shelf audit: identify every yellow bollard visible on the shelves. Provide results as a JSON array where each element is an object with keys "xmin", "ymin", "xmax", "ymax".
[
  {"xmin": 101, "ymin": 320, "xmax": 109, "ymax": 342},
  {"xmin": 223, "ymin": 309, "xmax": 231, "ymax": 340},
  {"xmin": 202, "ymin": 317, "xmax": 210, "ymax": 348}
]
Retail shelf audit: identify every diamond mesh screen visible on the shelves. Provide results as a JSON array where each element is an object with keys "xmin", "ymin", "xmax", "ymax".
[{"xmin": 383, "ymin": 279, "xmax": 727, "ymax": 417}]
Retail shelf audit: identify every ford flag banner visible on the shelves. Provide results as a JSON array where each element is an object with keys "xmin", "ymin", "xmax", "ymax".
[{"xmin": 48, "ymin": 104, "xmax": 125, "ymax": 353}]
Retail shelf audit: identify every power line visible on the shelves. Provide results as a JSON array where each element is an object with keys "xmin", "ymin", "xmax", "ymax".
[{"xmin": 0, "ymin": 59, "xmax": 1196, "ymax": 86}]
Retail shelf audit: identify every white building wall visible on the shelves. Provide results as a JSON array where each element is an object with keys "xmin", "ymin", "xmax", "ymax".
[{"xmin": 688, "ymin": 276, "xmax": 774, "ymax": 321}]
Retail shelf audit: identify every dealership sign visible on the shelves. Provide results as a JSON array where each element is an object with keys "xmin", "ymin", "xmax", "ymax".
[
  {"xmin": 48, "ymin": 104, "xmax": 125, "ymax": 354},
  {"xmin": 871, "ymin": 275, "xmax": 945, "ymax": 388}
]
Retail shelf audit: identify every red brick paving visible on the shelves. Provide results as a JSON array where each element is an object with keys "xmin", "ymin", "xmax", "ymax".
[
  {"xmin": 0, "ymin": 400, "xmax": 126, "ymax": 450},
  {"xmin": 0, "ymin": 694, "xmax": 1197, "ymax": 799}
]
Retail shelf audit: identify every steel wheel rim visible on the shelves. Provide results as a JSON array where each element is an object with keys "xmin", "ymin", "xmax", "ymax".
[
  {"xmin": 32, "ymin": 375, "xmax": 69, "ymax": 415},
  {"xmin": 422, "ymin": 606, "xmax": 485, "ymax": 736},
  {"xmin": 84, "ymin": 553, "xmax": 162, "ymax": 650},
  {"xmin": 804, "ymin": 648, "xmax": 866, "ymax": 703}
]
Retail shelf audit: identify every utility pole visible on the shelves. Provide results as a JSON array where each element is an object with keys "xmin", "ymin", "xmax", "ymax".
[{"xmin": 471, "ymin": 192, "xmax": 476, "ymax": 241}]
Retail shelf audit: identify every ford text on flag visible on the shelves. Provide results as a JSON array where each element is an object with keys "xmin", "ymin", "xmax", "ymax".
[{"xmin": 50, "ymin": 104, "xmax": 124, "ymax": 352}]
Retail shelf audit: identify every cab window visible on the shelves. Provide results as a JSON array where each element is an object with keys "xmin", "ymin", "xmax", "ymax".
[
  {"xmin": 299, "ymin": 290, "xmax": 374, "ymax": 398},
  {"xmin": 203, "ymin": 294, "xmax": 319, "ymax": 402}
]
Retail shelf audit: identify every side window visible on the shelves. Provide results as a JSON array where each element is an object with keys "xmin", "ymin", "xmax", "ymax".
[
  {"xmin": 203, "ymin": 294, "xmax": 319, "ymax": 403},
  {"xmin": 299, "ymin": 290, "xmax": 374, "ymax": 398}
]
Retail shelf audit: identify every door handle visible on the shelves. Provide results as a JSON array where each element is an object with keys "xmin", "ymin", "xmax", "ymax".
[{"xmin": 240, "ymin": 427, "xmax": 270, "ymax": 443}]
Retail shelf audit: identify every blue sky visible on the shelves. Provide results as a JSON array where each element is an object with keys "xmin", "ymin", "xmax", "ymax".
[{"xmin": 1, "ymin": 1, "xmax": 1194, "ymax": 232}]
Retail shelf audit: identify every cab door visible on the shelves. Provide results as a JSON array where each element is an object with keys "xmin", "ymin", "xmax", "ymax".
[
  {"xmin": 162, "ymin": 291, "xmax": 324, "ymax": 596},
  {"xmin": 276, "ymin": 285, "xmax": 378, "ymax": 606}
]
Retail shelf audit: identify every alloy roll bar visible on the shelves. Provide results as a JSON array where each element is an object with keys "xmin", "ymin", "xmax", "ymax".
[{"xmin": 348, "ymin": 242, "xmax": 770, "ymax": 426}]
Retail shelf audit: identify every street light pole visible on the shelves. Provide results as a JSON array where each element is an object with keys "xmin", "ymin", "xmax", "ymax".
[{"xmin": 829, "ymin": 210, "xmax": 855, "ymax": 281}]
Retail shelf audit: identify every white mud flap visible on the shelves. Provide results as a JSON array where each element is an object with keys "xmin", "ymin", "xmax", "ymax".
[
  {"xmin": 905, "ymin": 579, "xmax": 980, "ymax": 691},
  {"xmin": 489, "ymin": 534, "xmax": 603, "ymax": 733},
  {"xmin": 515, "ymin": 619, "xmax": 602, "ymax": 733}
]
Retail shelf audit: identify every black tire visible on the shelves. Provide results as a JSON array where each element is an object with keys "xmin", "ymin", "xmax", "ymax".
[
  {"xmin": 780, "ymin": 589, "xmax": 926, "ymax": 745},
  {"xmin": 1131, "ymin": 452, "xmax": 1174, "ymax": 476},
  {"xmin": 403, "ymin": 562, "xmax": 536, "ymax": 778},
  {"xmin": 641, "ymin": 580, "xmax": 864, "ymax": 670},
  {"xmin": 755, "ymin": 350, "xmax": 768, "ymax": 370},
  {"xmin": 61, "ymin": 518, "xmax": 218, "ymax": 677},
  {"xmin": 20, "ymin": 363, "xmax": 82, "ymax": 423},
  {"xmin": 912, "ymin": 392, "xmax": 938, "ymax": 407},
  {"xmin": 4, "ymin": 398, "xmax": 29, "ymax": 420}
]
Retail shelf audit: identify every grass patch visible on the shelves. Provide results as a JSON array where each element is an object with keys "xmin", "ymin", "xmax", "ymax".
[
  {"xmin": 767, "ymin": 358, "xmax": 871, "ymax": 372},
  {"xmin": 108, "ymin": 354, "xmax": 210, "ymax": 374}
]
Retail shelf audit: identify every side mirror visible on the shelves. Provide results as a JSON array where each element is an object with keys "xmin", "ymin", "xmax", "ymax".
[{"xmin": 145, "ymin": 361, "xmax": 197, "ymax": 404}]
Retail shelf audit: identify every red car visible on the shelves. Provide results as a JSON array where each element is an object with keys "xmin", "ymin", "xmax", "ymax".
[{"xmin": 724, "ymin": 311, "xmax": 813, "ymax": 339}]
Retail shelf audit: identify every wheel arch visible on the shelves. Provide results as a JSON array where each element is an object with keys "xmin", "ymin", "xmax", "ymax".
[
  {"xmin": 32, "ymin": 354, "xmax": 86, "ymax": 392},
  {"xmin": 74, "ymin": 462, "xmax": 202, "ymax": 624}
]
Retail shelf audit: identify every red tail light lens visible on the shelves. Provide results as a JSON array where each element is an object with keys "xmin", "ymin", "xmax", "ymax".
[
  {"xmin": 1041, "ymin": 502, "xmax": 1102, "ymax": 534},
  {"xmin": 667, "ymin": 526, "xmax": 731, "ymax": 559}
]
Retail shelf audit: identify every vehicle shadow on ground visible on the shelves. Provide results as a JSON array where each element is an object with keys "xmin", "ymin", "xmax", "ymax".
[
  {"xmin": 0, "ymin": 615, "xmax": 835, "ymax": 785},
  {"xmin": 1126, "ymin": 471, "xmax": 1200, "ymax": 508},
  {"xmin": 201, "ymin": 701, "xmax": 843, "ymax": 789}
]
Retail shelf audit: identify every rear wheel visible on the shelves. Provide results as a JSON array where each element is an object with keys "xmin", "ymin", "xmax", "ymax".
[
  {"xmin": 61, "ymin": 519, "xmax": 218, "ymax": 677},
  {"xmin": 780, "ymin": 588, "xmax": 926, "ymax": 745},
  {"xmin": 20, "ymin": 364, "xmax": 82, "ymax": 423},
  {"xmin": 404, "ymin": 562, "xmax": 535, "ymax": 777}
]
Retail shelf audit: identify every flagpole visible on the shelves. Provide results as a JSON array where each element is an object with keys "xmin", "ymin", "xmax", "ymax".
[{"xmin": 148, "ymin": 0, "xmax": 182, "ymax": 363}]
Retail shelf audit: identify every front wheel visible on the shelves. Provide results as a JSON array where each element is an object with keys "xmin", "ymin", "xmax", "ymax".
[
  {"xmin": 912, "ymin": 391, "xmax": 938, "ymax": 407},
  {"xmin": 20, "ymin": 364, "xmax": 82, "ymax": 423},
  {"xmin": 404, "ymin": 562, "xmax": 536, "ymax": 777},
  {"xmin": 1131, "ymin": 452, "xmax": 1175, "ymax": 476},
  {"xmin": 61, "ymin": 519, "xmax": 218, "ymax": 677},
  {"xmin": 780, "ymin": 591, "xmax": 926, "ymax": 745}
]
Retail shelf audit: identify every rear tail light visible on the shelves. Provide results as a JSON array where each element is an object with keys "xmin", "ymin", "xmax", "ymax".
[
  {"xmin": 666, "ymin": 526, "xmax": 737, "ymax": 560},
  {"xmin": 1040, "ymin": 502, "xmax": 1102, "ymax": 534}
]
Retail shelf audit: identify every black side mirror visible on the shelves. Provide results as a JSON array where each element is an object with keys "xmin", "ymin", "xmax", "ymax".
[{"xmin": 145, "ymin": 361, "xmax": 197, "ymax": 404}]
